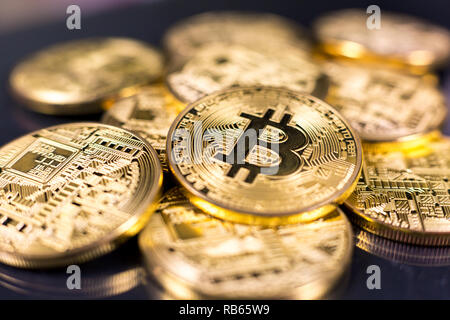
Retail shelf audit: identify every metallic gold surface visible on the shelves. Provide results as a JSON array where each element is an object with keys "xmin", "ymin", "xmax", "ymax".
[
  {"xmin": 167, "ymin": 86, "xmax": 362, "ymax": 225},
  {"xmin": 139, "ymin": 187, "xmax": 353, "ymax": 299},
  {"xmin": 166, "ymin": 43, "xmax": 328, "ymax": 104},
  {"xmin": 0, "ymin": 123, "xmax": 162, "ymax": 268},
  {"xmin": 314, "ymin": 9, "xmax": 450, "ymax": 72},
  {"xmin": 163, "ymin": 11, "xmax": 311, "ymax": 68},
  {"xmin": 10, "ymin": 38, "xmax": 164, "ymax": 115},
  {"xmin": 345, "ymin": 138, "xmax": 450, "ymax": 246},
  {"xmin": 102, "ymin": 85, "xmax": 183, "ymax": 170},
  {"xmin": 354, "ymin": 227, "xmax": 450, "ymax": 266},
  {"xmin": 322, "ymin": 60, "xmax": 447, "ymax": 143}
]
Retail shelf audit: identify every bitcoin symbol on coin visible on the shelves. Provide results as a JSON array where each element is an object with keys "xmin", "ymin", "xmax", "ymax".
[{"xmin": 214, "ymin": 108, "xmax": 308, "ymax": 183}]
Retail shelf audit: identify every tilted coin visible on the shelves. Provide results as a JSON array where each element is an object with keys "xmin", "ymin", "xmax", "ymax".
[
  {"xmin": 139, "ymin": 187, "xmax": 353, "ymax": 299},
  {"xmin": 163, "ymin": 11, "xmax": 311, "ymax": 67},
  {"xmin": 354, "ymin": 227, "xmax": 450, "ymax": 267},
  {"xmin": 345, "ymin": 138, "xmax": 450, "ymax": 246},
  {"xmin": 0, "ymin": 123, "xmax": 162, "ymax": 268},
  {"xmin": 314, "ymin": 9, "xmax": 450, "ymax": 72},
  {"xmin": 167, "ymin": 86, "xmax": 362, "ymax": 226},
  {"xmin": 102, "ymin": 85, "xmax": 183, "ymax": 170},
  {"xmin": 166, "ymin": 44, "xmax": 328, "ymax": 104},
  {"xmin": 10, "ymin": 38, "xmax": 164, "ymax": 115},
  {"xmin": 322, "ymin": 60, "xmax": 447, "ymax": 144}
]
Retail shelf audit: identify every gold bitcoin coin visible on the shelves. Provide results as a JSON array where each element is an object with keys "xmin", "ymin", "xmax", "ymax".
[
  {"xmin": 139, "ymin": 187, "xmax": 353, "ymax": 299},
  {"xmin": 167, "ymin": 86, "xmax": 362, "ymax": 226},
  {"xmin": 345, "ymin": 138, "xmax": 450, "ymax": 246},
  {"xmin": 163, "ymin": 11, "xmax": 311, "ymax": 68},
  {"xmin": 10, "ymin": 38, "xmax": 164, "ymax": 115},
  {"xmin": 354, "ymin": 227, "xmax": 450, "ymax": 266},
  {"xmin": 321, "ymin": 60, "xmax": 447, "ymax": 144},
  {"xmin": 102, "ymin": 85, "xmax": 183, "ymax": 170},
  {"xmin": 0, "ymin": 123, "xmax": 162, "ymax": 268},
  {"xmin": 166, "ymin": 43, "xmax": 328, "ymax": 104},
  {"xmin": 314, "ymin": 9, "xmax": 450, "ymax": 73}
]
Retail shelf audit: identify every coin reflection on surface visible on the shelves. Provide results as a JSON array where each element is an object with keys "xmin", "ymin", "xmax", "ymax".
[
  {"xmin": 0, "ymin": 241, "xmax": 145, "ymax": 298},
  {"xmin": 139, "ymin": 187, "xmax": 353, "ymax": 299},
  {"xmin": 354, "ymin": 226, "xmax": 450, "ymax": 267},
  {"xmin": 10, "ymin": 38, "xmax": 164, "ymax": 115}
]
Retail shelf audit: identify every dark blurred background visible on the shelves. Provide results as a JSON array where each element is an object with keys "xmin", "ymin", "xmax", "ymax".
[{"xmin": 0, "ymin": 0, "xmax": 449, "ymax": 300}]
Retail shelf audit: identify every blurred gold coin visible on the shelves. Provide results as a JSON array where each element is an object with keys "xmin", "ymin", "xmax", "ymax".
[
  {"xmin": 314, "ymin": 9, "xmax": 450, "ymax": 73},
  {"xmin": 102, "ymin": 84, "xmax": 183, "ymax": 170},
  {"xmin": 345, "ymin": 137, "xmax": 450, "ymax": 246},
  {"xmin": 167, "ymin": 86, "xmax": 362, "ymax": 226},
  {"xmin": 166, "ymin": 43, "xmax": 328, "ymax": 104},
  {"xmin": 163, "ymin": 11, "xmax": 311, "ymax": 67},
  {"xmin": 139, "ymin": 187, "xmax": 353, "ymax": 299},
  {"xmin": 0, "ymin": 123, "xmax": 162, "ymax": 268},
  {"xmin": 10, "ymin": 38, "xmax": 164, "ymax": 115},
  {"xmin": 321, "ymin": 60, "xmax": 447, "ymax": 144}
]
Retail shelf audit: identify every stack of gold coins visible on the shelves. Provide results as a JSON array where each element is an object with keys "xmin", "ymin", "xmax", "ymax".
[{"xmin": 2, "ymin": 8, "xmax": 449, "ymax": 300}]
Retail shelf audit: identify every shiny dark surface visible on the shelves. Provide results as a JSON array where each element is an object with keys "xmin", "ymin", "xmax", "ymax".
[{"xmin": 0, "ymin": 0, "xmax": 449, "ymax": 299}]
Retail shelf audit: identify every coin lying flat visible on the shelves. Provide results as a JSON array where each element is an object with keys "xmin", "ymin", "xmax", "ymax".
[
  {"xmin": 10, "ymin": 38, "xmax": 164, "ymax": 115},
  {"xmin": 166, "ymin": 44, "xmax": 328, "ymax": 104},
  {"xmin": 314, "ymin": 9, "xmax": 450, "ymax": 72},
  {"xmin": 163, "ymin": 11, "xmax": 311, "ymax": 68},
  {"xmin": 354, "ymin": 227, "xmax": 450, "ymax": 267},
  {"xmin": 167, "ymin": 86, "xmax": 362, "ymax": 226},
  {"xmin": 322, "ymin": 60, "xmax": 447, "ymax": 143},
  {"xmin": 102, "ymin": 85, "xmax": 183, "ymax": 170},
  {"xmin": 345, "ymin": 138, "xmax": 450, "ymax": 246},
  {"xmin": 0, "ymin": 123, "xmax": 162, "ymax": 268},
  {"xmin": 139, "ymin": 187, "xmax": 353, "ymax": 299}
]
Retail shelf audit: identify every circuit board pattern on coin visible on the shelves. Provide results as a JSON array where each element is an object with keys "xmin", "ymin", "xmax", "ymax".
[
  {"xmin": 139, "ymin": 188, "xmax": 353, "ymax": 299},
  {"xmin": 167, "ymin": 44, "xmax": 327, "ymax": 103},
  {"xmin": 102, "ymin": 85, "xmax": 181, "ymax": 169},
  {"xmin": 314, "ymin": 9, "xmax": 450, "ymax": 68},
  {"xmin": 345, "ymin": 138, "xmax": 450, "ymax": 245},
  {"xmin": 323, "ymin": 61, "xmax": 447, "ymax": 142},
  {"xmin": 0, "ymin": 123, "xmax": 162, "ymax": 267},
  {"xmin": 10, "ymin": 38, "xmax": 164, "ymax": 114},
  {"xmin": 168, "ymin": 87, "xmax": 362, "ymax": 224},
  {"xmin": 163, "ymin": 11, "xmax": 311, "ymax": 67}
]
